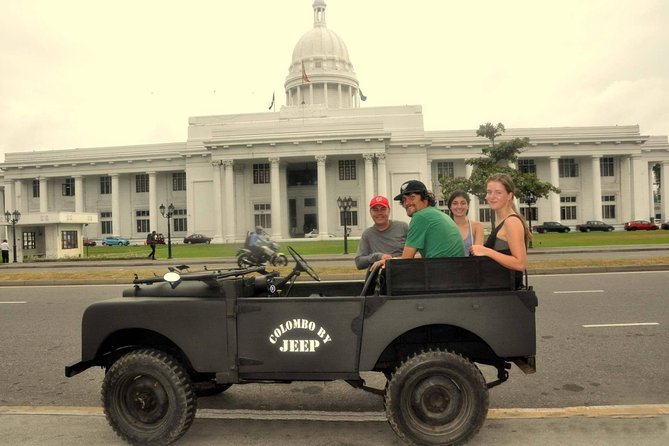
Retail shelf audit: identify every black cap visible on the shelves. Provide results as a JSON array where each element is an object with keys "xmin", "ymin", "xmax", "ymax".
[{"xmin": 394, "ymin": 180, "xmax": 428, "ymax": 201}]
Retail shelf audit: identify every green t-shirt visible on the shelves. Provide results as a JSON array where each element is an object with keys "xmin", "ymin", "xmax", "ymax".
[{"xmin": 405, "ymin": 206, "xmax": 465, "ymax": 258}]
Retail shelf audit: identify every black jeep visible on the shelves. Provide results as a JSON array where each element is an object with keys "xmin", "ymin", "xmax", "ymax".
[{"xmin": 66, "ymin": 247, "xmax": 537, "ymax": 445}]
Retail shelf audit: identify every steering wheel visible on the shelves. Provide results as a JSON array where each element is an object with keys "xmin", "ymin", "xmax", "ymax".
[{"xmin": 287, "ymin": 246, "xmax": 320, "ymax": 281}]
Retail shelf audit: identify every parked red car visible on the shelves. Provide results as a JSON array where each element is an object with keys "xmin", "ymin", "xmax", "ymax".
[{"xmin": 624, "ymin": 220, "xmax": 659, "ymax": 231}]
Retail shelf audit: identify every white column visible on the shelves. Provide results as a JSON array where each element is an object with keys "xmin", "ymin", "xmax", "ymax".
[
  {"xmin": 316, "ymin": 155, "xmax": 328, "ymax": 236},
  {"xmin": 111, "ymin": 174, "xmax": 120, "ymax": 236},
  {"xmin": 591, "ymin": 155, "xmax": 602, "ymax": 221},
  {"xmin": 212, "ymin": 162, "xmax": 223, "ymax": 241},
  {"xmin": 376, "ymin": 153, "xmax": 387, "ymax": 199},
  {"xmin": 620, "ymin": 156, "xmax": 632, "ymax": 223},
  {"xmin": 363, "ymin": 154, "xmax": 375, "ymax": 228},
  {"xmin": 662, "ymin": 161, "xmax": 669, "ymax": 221},
  {"xmin": 337, "ymin": 84, "xmax": 342, "ymax": 108},
  {"xmin": 630, "ymin": 155, "xmax": 650, "ymax": 219},
  {"xmin": 426, "ymin": 160, "xmax": 433, "ymax": 195},
  {"xmin": 465, "ymin": 164, "xmax": 478, "ymax": 219},
  {"xmin": 269, "ymin": 157, "xmax": 283, "ymax": 240},
  {"xmin": 308, "ymin": 84, "xmax": 313, "ymax": 105},
  {"xmin": 148, "ymin": 172, "xmax": 157, "ymax": 232},
  {"xmin": 4, "ymin": 181, "xmax": 15, "ymax": 212},
  {"xmin": 39, "ymin": 177, "xmax": 48, "ymax": 213},
  {"xmin": 223, "ymin": 160, "xmax": 236, "ymax": 241},
  {"xmin": 14, "ymin": 180, "xmax": 22, "ymax": 212},
  {"xmin": 323, "ymin": 82, "xmax": 328, "ymax": 108},
  {"xmin": 549, "ymin": 156, "xmax": 561, "ymax": 221},
  {"xmin": 74, "ymin": 176, "xmax": 84, "ymax": 213}
]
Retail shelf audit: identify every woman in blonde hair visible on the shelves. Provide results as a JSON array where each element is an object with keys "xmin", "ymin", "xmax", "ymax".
[{"xmin": 470, "ymin": 173, "xmax": 531, "ymax": 287}]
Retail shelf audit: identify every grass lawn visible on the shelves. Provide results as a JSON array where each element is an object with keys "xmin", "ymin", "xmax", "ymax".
[{"xmin": 78, "ymin": 230, "xmax": 669, "ymax": 260}]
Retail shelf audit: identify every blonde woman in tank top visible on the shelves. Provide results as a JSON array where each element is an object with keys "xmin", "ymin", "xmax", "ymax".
[{"xmin": 447, "ymin": 190, "xmax": 483, "ymax": 256}]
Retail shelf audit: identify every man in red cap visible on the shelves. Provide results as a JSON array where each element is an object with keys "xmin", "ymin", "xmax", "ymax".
[{"xmin": 355, "ymin": 195, "xmax": 409, "ymax": 270}]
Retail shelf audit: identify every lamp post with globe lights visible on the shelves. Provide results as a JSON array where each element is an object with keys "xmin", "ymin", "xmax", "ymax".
[{"xmin": 159, "ymin": 203, "xmax": 175, "ymax": 259}]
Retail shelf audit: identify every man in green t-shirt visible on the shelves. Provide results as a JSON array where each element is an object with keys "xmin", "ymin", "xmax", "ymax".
[
  {"xmin": 370, "ymin": 180, "xmax": 465, "ymax": 270},
  {"xmin": 395, "ymin": 179, "xmax": 464, "ymax": 258}
]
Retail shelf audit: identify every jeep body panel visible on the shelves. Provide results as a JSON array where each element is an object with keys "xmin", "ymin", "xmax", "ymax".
[
  {"xmin": 235, "ymin": 296, "xmax": 365, "ymax": 379},
  {"xmin": 77, "ymin": 297, "xmax": 230, "ymax": 373},
  {"xmin": 358, "ymin": 290, "xmax": 536, "ymax": 370}
]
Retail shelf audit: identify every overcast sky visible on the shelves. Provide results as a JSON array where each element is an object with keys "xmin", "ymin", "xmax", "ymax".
[{"xmin": 1, "ymin": 0, "xmax": 668, "ymax": 161}]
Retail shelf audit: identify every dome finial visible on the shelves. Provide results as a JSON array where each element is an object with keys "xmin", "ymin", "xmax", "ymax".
[{"xmin": 313, "ymin": 0, "xmax": 327, "ymax": 28}]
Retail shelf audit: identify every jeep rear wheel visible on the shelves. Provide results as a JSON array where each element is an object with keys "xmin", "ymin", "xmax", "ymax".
[
  {"xmin": 102, "ymin": 349, "xmax": 196, "ymax": 445},
  {"xmin": 385, "ymin": 350, "xmax": 488, "ymax": 446}
]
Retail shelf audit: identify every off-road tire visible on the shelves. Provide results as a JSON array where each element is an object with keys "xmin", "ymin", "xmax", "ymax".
[
  {"xmin": 272, "ymin": 254, "xmax": 289, "ymax": 267},
  {"xmin": 385, "ymin": 350, "xmax": 488, "ymax": 446},
  {"xmin": 102, "ymin": 349, "xmax": 197, "ymax": 445}
]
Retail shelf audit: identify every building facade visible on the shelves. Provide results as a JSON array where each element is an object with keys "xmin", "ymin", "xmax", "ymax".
[{"xmin": 2, "ymin": 0, "xmax": 668, "ymax": 261}]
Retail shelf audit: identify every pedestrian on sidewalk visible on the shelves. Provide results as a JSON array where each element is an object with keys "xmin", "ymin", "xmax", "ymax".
[
  {"xmin": 147, "ymin": 231, "xmax": 157, "ymax": 260},
  {"xmin": 1, "ymin": 239, "xmax": 9, "ymax": 263}
]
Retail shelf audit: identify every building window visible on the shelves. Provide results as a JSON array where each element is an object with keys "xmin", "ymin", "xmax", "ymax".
[
  {"xmin": 339, "ymin": 200, "xmax": 358, "ymax": 226},
  {"xmin": 32, "ymin": 180, "xmax": 40, "ymax": 198},
  {"xmin": 437, "ymin": 199, "xmax": 449, "ymax": 214},
  {"xmin": 479, "ymin": 208, "xmax": 493, "ymax": 223},
  {"xmin": 100, "ymin": 176, "xmax": 111, "ymax": 194},
  {"xmin": 23, "ymin": 232, "xmax": 36, "ymax": 250},
  {"xmin": 254, "ymin": 203, "xmax": 272, "ymax": 228},
  {"xmin": 136, "ymin": 174, "xmax": 149, "ymax": 193},
  {"xmin": 338, "ymin": 160, "xmax": 357, "ymax": 180},
  {"xmin": 602, "ymin": 195, "xmax": 616, "ymax": 219},
  {"xmin": 62, "ymin": 178, "xmax": 75, "ymax": 196},
  {"xmin": 172, "ymin": 172, "xmax": 186, "ymax": 191},
  {"xmin": 253, "ymin": 164, "xmax": 270, "ymax": 184},
  {"xmin": 101, "ymin": 211, "xmax": 112, "ymax": 234},
  {"xmin": 136, "ymin": 210, "xmax": 150, "ymax": 233},
  {"xmin": 518, "ymin": 159, "xmax": 537, "ymax": 175},
  {"xmin": 600, "ymin": 157, "xmax": 614, "ymax": 177},
  {"xmin": 520, "ymin": 207, "xmax": 538, "ymax": 222},
  {"xmin": 560, "ymin": 196, "xmax": 577, "ymax": 220},
  {"xmin": 304, "ymin": 197, "xmax": 316, "ymax": 207},
  {"xmin": 173, "ymin": 208, "xmax": 187, "ymax": 232},
  {"xmin": 436, "ymin": 162, "xmax": 454, "ymax": 180},
  {"xmin": 61, "ymin": 231, "xmax": 78, "ymax": 249},
  {"xmin": 559, "ymin": 159, "xmax": 579, "ymax": 178}
]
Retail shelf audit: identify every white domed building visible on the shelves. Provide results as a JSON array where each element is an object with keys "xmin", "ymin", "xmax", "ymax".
[{"xmin": 1, "ymin": 0, "xmax": 668, "ymax": 260}]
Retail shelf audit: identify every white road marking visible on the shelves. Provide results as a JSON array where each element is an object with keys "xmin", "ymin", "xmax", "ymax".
[
  {"xmin": 583, "ymin": 322, "xmax": 660, "ymax": 328},
  {"xmin": 0, "ymin": 301, "xmax": 27, "ymax": 304},
  {"xmin": 1, "ymin": 404, "xmax": 668, "ymax": 420},
  {"xmin": 553, "ymin": 290, "xmax": 604, "ymax": 294}
]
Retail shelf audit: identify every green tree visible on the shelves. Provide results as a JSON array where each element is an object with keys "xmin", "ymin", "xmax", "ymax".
[{"xmin": 440, "ymin": 122, "xmax": 560, "ymax": 225}]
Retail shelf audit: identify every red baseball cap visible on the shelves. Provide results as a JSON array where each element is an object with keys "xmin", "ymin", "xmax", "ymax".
[{"xmin": 369, "ymin": 195, "xmax": 390, "ymax": 209}]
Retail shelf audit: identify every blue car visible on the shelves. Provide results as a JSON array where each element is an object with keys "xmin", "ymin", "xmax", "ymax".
[{"xmin": 101, "ymin": 236, "xmax": 130, "ymax": 246}]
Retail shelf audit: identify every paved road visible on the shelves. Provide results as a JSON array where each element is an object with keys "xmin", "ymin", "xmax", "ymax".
[{"xmin": 1, "ymin": 270, "xmax": 668, "ymax": 444}]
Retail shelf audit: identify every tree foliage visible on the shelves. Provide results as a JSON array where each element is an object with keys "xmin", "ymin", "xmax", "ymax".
[{"xmin": 440, "ymin": 122, "xmax": 560, "ymax": 207}]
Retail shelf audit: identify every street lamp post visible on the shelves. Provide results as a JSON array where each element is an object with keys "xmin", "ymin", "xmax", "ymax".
[
  {"xmin": 523, "ymin": 192, "xmax": 537, "ymax": 248},
  {"xmin": 4, "ymin": 210, "xmax": 21, "ymax": 263},
  {"xmin": 337, "ymin": 196, "xmax": 353, "ymax": 255},
  {"xmin": 159, "ymin": 203, "xmax": 175, "ymax": 259}
]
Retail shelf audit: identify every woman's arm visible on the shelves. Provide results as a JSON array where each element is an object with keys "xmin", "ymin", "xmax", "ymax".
[{"xmin": 470, "ymin": 218, "xmax": 526, "ymax": 271}]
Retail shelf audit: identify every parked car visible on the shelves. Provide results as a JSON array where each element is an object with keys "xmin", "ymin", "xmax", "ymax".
[
  {"xmin": 624, "ymin": 220, "xmax": 659, "ymax": 231},
  {"xmin": 101, "ymin": 236, "xmax": 130, "ymax": 246},
  {"xmin": 183, "ymin": 233, "xmax": 213, "ymax": 244},
  {"xmin": 575, "ymin": 220, "xmax": 614, "ymax": 232},
  {"xmin": 83, "ymin": 238, "xmax": 97, "ymax": 247},
  {"xmin": 662, "ymin": 221, "xmax": 669, "ymax": 230},
  {"xmin": 534, "ymin": 221, "xmax": 571, "ymax": 233}
]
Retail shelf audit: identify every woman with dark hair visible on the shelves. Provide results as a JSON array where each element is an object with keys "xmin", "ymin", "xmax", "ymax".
[
  {"xmin": 470, "ymin": 173, "xmax": 531, "ymax": 287},
  {"xmin": 447, "ymin": 190, "xmax": 483, "ymax": 256}
]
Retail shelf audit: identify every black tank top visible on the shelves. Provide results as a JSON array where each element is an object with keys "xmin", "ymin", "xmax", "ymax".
[{"xmin": 484, "ymin": 214, "xmax": 526, "ymax": 288}]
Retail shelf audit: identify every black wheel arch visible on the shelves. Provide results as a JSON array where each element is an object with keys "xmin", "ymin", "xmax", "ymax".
[{"xmin": 371, "ymin": 324, "xmax": 501, "ymax": 376}]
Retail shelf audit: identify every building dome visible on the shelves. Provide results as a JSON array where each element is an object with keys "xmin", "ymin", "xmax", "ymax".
[{"xmin": 284, "ymin": 0, "xmax": 361, "ymax": 108}]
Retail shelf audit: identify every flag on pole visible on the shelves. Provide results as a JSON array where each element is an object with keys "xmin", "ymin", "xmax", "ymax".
[
  {"xmin": 268, "ymin": 92, "xmax": 275, "ymax": 110},
  {"xmin": 359, "ymin": 89, "xmax": 367, "ymax": 101},
  {"xmin": 301, "ymin": 62, "xmax": 311, "ymax": 83}
]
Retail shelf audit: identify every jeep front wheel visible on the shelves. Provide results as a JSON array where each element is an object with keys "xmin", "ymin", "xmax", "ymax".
[
  {"xmin": 385, "ymin": 350, "xmax": 488, "ymax": 446},
  {"xmin": 102, "ymin": 349, "xmax": 197, "ymax": 445}
]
